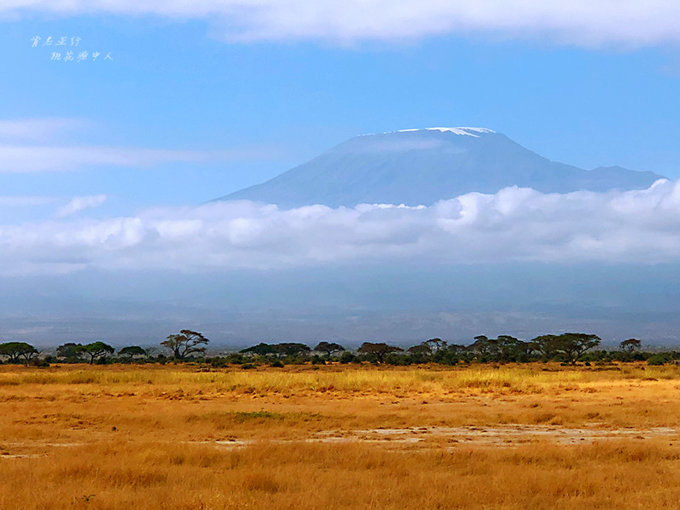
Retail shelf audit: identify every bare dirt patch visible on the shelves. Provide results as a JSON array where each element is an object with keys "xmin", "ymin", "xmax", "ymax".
[
  {"xmin": 314, "ymin": 425, "xmax": 680, "ymax": 447},
  {"xmin": 200, "ymin": 425, "xmax": 680, "ymax": 450}
]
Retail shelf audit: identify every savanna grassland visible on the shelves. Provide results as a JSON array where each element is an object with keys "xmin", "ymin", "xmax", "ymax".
[{"xmin": 2, "ymin": 363, "xmax": 680, "ymax": 509}]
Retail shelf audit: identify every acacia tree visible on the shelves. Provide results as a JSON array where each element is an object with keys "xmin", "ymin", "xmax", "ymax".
[
  {"xmin": 620, "ymin": 338, "xmax": 642, "ymax": 353},
  {"xmin": 407, "ymin": 342, "xmax": 433, "ymax": 363},
  {"xmin": 495, "ymin": 335, "xmax": 528, "ymax": 362},
  {"xmin": 79, "ymin": 342, "xmax": 115, "ymax": 364},
  {"xmin": 531, "ymin": 333, "xmax": 600, "ymax": 364},
  {"xmin": 425, "ymin": 338, "xmax": 448, "ymax": 353},
  {"xmin": 468, "ymin": 335, "xmax": 497, "ymax": 360},
  {"xmin": 240, "ymin": 342, "xmax": 312, "ymax": 358},
  {"xmin": 0, "ymin": 342, "xmax": 38, "ymax": 364},
  {"xmin": 240, "ymin": 342, "xmax": 277, "ymax": 356},
  {"xmin": 408, "ymin": 343, "xmax": 432, "ymax": 355},
  {"xmin": 530, "ymin": 334, "xmax": 563, "ymax": 361},
  {"xmin": 56, "ymin": 343, "xmax": 83, "ymax": 361},
  {"xmin": 314, "ymin": 342, "xmax": 346, "ymax": 356},
  {"xmin": 274, "ymin": 343, "xmax": 311, "ymax": 357},
  {"xmin": 357, "ymin": 342, "xmax": 403, "ymax": 363},
  {"xmin": 468, "ymin": 335, "xmax": 527, "ymax": 362},
  {"xmin": 118, "ymin": 346, "xmax": 147, "ymax": 360},
  {"xmin": 557, "ymin": 333, "xmax": 601, "ymax": 364},
  {"xmin": 161, "ymin": 330, "xmax": 209, "ymax": 360}
]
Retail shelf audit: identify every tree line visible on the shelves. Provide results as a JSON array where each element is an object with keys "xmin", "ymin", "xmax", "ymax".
[
  {"xmin": 0, "ymin": 330, "xmax": 678, "ymax": 366},
  {"xmin": 236, "ymin": 334, "xmax": 611, "ymax": 365}
]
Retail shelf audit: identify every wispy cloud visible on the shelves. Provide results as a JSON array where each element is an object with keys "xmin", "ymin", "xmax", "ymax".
[
  {"xmin": 0, "ymin": 145, "xmax": 264, "ymax": 173},
  {"xmin": 0, "ymin": 118, "xmax": 281, "ymax": 173},
  {"xmin": 0, "ymin": 118, "xmax": 88, "ymax": 142},
  {"xmin": 2, "ymin": 179, "xmax": 680, "ymax": 276},
  {"xmin": 3, "ymin": 1, "xmax": 680, "ymax": 47},
  {"xmin": 56, "ymin": 194, "xmax": 107, "ymax": 217}
]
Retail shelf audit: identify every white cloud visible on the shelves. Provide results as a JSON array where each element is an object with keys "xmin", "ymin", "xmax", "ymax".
[
  {"xmin": 1, "ymin": 179, "xmax": 680, "ymax": 275},
  {"xmin": 3, "ymin": 1, "xmax": 680, "ymax": 46},
  {"xmin": 56, "ymin": 194, "xmax": 107, "ymax": 217}
]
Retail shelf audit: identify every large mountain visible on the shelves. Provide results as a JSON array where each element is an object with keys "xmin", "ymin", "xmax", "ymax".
[{"xmin": 219, "ymin": 127, "xmax": 665, "ymax": 207}]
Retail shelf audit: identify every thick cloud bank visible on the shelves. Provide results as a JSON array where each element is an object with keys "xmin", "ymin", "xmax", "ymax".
[
  {"xmin": 3, "ymin": 1, "xmax": 680, "ymax": 46},
  {"xmin": 2, "ymin": 179, "xmax": 679, "ymax": 276}
]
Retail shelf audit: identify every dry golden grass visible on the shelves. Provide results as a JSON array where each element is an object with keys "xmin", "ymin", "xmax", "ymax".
[{"xmin": 2, "ymin": 362, "xmax": 680, "ymax": 509}]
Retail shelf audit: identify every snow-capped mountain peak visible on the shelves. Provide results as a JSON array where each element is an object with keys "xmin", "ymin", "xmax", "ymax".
[{"xmin": 219, "ymin": 128, "xmax": 665, "ymax": 208}]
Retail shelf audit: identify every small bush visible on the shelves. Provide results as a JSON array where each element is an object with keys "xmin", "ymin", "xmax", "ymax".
[
  {"xmin": 29, "ymin": 358, "xmax": 50, "ymax": 368},
  {"xmin": 647, "ymin": 354, "xmax": 667, "ymax": 366},
  {"xmin": 209, "ymin": 357, "xmax": 228, "ymax": 368},
  {"xmin": 241, "ymin": 363, "xmax": 256, "ymax": 370},
  {"xmin": 270, "ymin": 360, "xmax": 284, "ymax": 368},
  {"xmin": 339, "ymin": 351, "xmax": 355, "ymax": 364}
]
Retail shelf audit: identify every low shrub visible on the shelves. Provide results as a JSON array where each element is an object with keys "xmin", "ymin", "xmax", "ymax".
[{"xmin": 647, "ymin": 354, "xmax": 667, "ymax": 366}]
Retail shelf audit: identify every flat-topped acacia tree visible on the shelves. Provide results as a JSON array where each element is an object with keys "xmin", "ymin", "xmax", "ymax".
[
  {"xmin": 620, "ymin": 338, "xmax": 642, "ymax": 353},
  {"xmin": 79, "ymin": 342, "xmax": 115, "ymax": 365},
  {"xmin": 531, "ymin": 333, "xmax": 601, "ymax": 364},
  {"xmin": 56, "ymin": 343, "xmax": 82, "ymax": 361},
  {"xmin": 161, "ymin": 330, "xmax": 209, "ymax": 360},
  {"xmin": 314, "ymin": 342, "xmax": 346, "ymax": 356},
  {"xmin": 240, "ymin": 342, "xmax": 311, "ymax": 358},
  {"xmin": 0, "ymin": 341, "xmax": 38, "ymax": 364},
  {"xmin": 357, "ymin": 342, "xmax": 403, "ymax": 363},
  {"xmin": 118, "ymin": 346, "xmax": 148, "ymax": 359}
]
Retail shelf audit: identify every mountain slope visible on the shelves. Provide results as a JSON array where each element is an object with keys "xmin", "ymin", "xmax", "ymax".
[{"xmin": 219, "ymin": 128, "xmax": 665, "ymax": 207}]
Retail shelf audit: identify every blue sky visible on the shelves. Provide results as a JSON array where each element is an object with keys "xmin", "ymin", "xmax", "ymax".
[
  {"xmin": 1, "ymin": 8, "xmax": 679, "ymax": 211},
  {"xmin": 1, "ymin": 2, "xmax": 680, "ymax": 346}
]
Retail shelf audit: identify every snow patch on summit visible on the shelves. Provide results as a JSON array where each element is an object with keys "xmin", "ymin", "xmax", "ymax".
[{"xmin": 397, "ymin": 127, "xmax": 495, "ymax": 137}]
